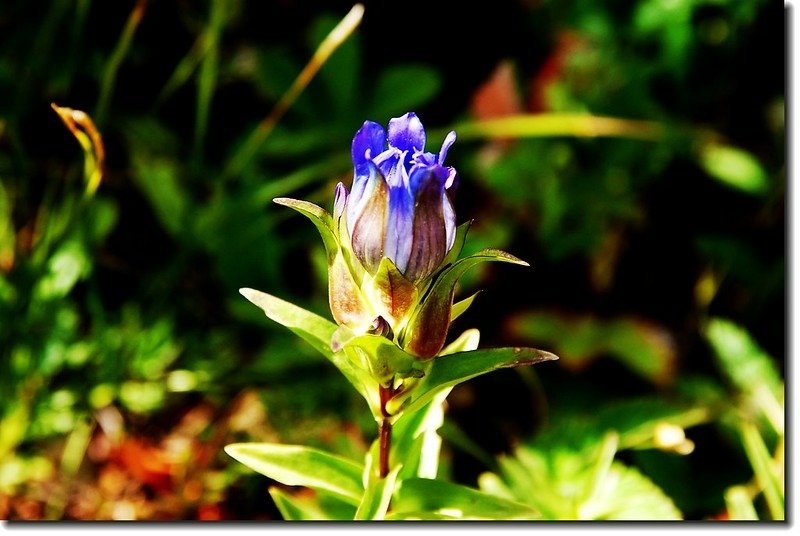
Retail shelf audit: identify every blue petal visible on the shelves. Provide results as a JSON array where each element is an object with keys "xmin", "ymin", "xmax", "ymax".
[
  {"xmin": 346, "ymin": 161, "xmax": 381, "ymax": 239},
  {"xmin": 351, "ymin": 120, "xmax": 386, "ymax": 171},
  {"xmin": 387, "ymin": 112, "xmax": 426, "ymax": 154},
  {"xmin": 384, "ymin": 183, "xmax": 415, "ymax": 273}
]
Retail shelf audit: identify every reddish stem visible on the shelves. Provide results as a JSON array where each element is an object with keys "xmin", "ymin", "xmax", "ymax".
[{"xmin": 378, "ymin": 384, "xmax": 393, "ymax": 478}]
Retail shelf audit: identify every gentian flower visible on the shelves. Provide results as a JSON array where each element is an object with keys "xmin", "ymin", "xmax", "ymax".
[
  {"xmin": 341, "ymin": 112, "xmax": 458, "ymax": 283},
  {"xmin": 274, "ymin": 112, "xmax": 527, "ymax": 361}
]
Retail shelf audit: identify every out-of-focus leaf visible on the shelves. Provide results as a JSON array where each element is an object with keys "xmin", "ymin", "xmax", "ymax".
[
  {"xmin": 32, "ymin": 241, "xmax": 89, "ymax": 300},
  {"xmin": 740, "ymin": 422, "xmax": 784, "ymax": 520},
  {"xmin": 130, "ymin": 155, "xmax": 187, "ymax": 237},
  {"xmin": 485, "ymin": 435, "xmax": 682, "ymax": 520},
  {"xmin": 390, "ymin": 477, "xmax": 540, "ymax": 520},
  {"xmin": 0, "ymin": 181, "xmax": 14, "ymax": 272},
  {"xmin": 225, "ymin": 443, "xmax": 364, "ymax": 506},
  {"xmin": 724, "ymin": 485, "xmax": 758, "ymax": 521},
  {"xmin": 508, "ymin": 310, "xmax": 677, "ymax": 385},
  {"xmin": 369, "ymin": 65, "xmax": 441, "ymax": 121},
  {"xmin": 699, "ymin": 143, "xmax": 769, "ymax": 195},
  {"xmin": 392, "ymin": 388, "xmax": 451, "ymax": 481},
  {"xmin": 705, "ymin": 318, "xmax": 782, "ymax": 397}
]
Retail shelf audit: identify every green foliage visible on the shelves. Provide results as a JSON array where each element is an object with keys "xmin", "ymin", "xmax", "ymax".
[{"xmin": 0, "ymin": 0, "xmax": 782, "ymax": 522}]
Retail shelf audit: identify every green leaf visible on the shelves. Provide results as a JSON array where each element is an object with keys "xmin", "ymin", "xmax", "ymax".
[
  {"xmin": 392, "ymin": 388, "xmax": 451, "ymax": 480},
  {"xmin": 369, "ymin": 65, "xmax": 442, "ymax": 121},
  {"xmin": 390, "ymin": 478, "xmax": 540, "ymax": 520},
  {"xmin": 354, "ymin": 466, "xmax": 400, "ymax": 520},
  {"xmin": 724, "ymin": 485, "xmax": 759, "ymax": 521},
  {"xmin": 740, "ymin": 422, "xmax": 784, "ymax": 520},
  {"xmin": 699, "ymin": 143, "xmax": 769, "ymax": 195},
  {"xmin": 488, "ymin": 439, "xmax": 682, "ymax": 520},
  {"xmin": 451, "ymin": 291, "xmax": 481, "ymax": 323},
  {"xmin": 705, "ymin": 318, "xmax": 782, "ymax": 397},
  {"xmin": 269, "ymin": 487, "xmax": 328, "ymax": 520},
  {"xmin": 273, "ymin": 197, "xmax": 339, "ymax": 262},
  {"xmin": 390, "ymin": 346, "xmax": 557, "ymax": 415},
  {"xmin": 239, "ymin": 288, "xmax": 367, "ymax": 400},
  {"xmin": 130, "ymin": 155, "xmax": 187, "ymax": 238},
  {"xmin": 269, "ymin": 487, "xmax": 357, "ymax": 521},
  {"xmin": 225, "ymin": 443, "xmax": 364, "ymax": 506},
  {"xmin": 508, "ymin": 311, "xmax": 677, "ymax": 385},
  {"xmin": 439, "ymin": 328, "xmax": 481, "ymax": 356}
]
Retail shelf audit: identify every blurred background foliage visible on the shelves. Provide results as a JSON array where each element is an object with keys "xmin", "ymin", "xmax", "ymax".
[{"xmin": 0, "ymin": 0, "xmax": 784, "ymax": 520}]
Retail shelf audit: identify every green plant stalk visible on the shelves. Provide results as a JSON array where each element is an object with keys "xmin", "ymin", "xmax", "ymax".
[
  {"xmin": 448, "ymin": 114, "xmax": 665, "ymax": 141},
  {"xmin": 740, "ymin": 421, "xmax": 784, "ymax": 520},
  {"xmin": 193, "ymin": 0, "xmax": 227, "ymax": 164},
  {"xmin": 223, "ymin": 3, "xmax": 364, "ymax": 179},
  {"xmin": 95, "ymin": 0, "xmax": 148, "ymax": 125}
]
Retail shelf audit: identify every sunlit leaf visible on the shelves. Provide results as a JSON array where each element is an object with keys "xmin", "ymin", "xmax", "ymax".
[
  {"xmin": 390, "ymin": 346, "xmax": 557, "ymax": 416},
  {"xmin": 390, "ymin": 477, "xmax": 540, "ymax": 520},
  {"xmin": 740, "ymin": 422, "xmax": 784, "ymax": 520},
  {"xmin": 699, "ymin": 143, "xmax": 769, "ymax": 195},
  {"xmin": 225, "ymin": 443, "xmax": 364, "ymax": 506},
  {"xmin": 239, "ymin": 288, "xmax": 367, "ymax": 400},
  {"xmin": 724, "ymin": 485, "xmax": 759, "ymax": 521},
  {"xmin": 354, "ymin": 466, "xmax": 399, "ymax": 520},
  {"xmin": 273, "ymin": 197, "xmax": 339, "ymax": 262}
]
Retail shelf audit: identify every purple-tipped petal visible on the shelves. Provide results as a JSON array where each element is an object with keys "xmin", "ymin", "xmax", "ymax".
[
  {"xmin": 352, "ymin": 121, "xmax": 386, "ymax": 171},
  {"xmin": 333, "ymin": 182, "xmax": 348, "ymax": 222},
  {"xmin": 387, "ymin": 112, "xmax": 426, "ymax": 154},
  {"xmin": 349, "ymin": 170, "xmax": 389, "ymax": 273},
  {"xmin": 403, "ymin": 168, "xmax": 448, "ymax": 282},
  {"xmin": 438, "ymin": 131, "xmax": 457, "ymax": 164},
  {"xmin": 442, "ymin": 192, "xmax": 456, "ymax": 252}
]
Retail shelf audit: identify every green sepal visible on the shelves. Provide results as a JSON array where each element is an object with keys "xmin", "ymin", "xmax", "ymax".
[
  {"xmin": 273, "ymin": 197, "xmax": 339, "ymax": 263},
  {"xmin": 328, "ymin": 250, "xmax": 372, "ymax": 328},
  {"xmin": 224, "ymin": 443, "xmax": 365, "ymax": 506},
  {"xmin": 342, "ymin": 333, "xmax": 426, "ymax": 386},
  {"xmin": 388, "ymin": 346, "xmax": 558, "ymax": 416},
  {"xmin": 239, "ymin": 287, "xmax": 369, "ymax": 401},
  {"xmin": 389, "ymin": 478, "xmax": 541, "ymax": 520},
  {"xmin": 366, "ymin": 256, "xmax": 418, "ymax": 327},
  {"xmin": 401, "ymin": 248, "xmax": 529, "ymax": 358}
]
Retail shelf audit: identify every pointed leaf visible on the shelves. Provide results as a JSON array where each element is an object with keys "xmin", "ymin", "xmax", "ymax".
[
  {"xmin": 239, "ymin": 288, "xmax": 368, "ymax": 400},
  {"xmin": 390, "ymin": 346, "xmax": 558, "ymax": 415},
  {"xmin": 273, "ymin": 197, "xmax": 339, "ymax": 261},
  {"xmin": 451, "ymin": 291, "xmax": 481, "ymax": 323},
  {"xmin": 392, "ymin": 388, "xmax": 451, "ymax": 480},
  {"xmin": 269, "ymin": 487, "xmax": 328, "ymax": 520},
  {"xmin": 391, "ymin": 478, "xmax": 540, "ymax": 520},
  {"xmin": 439, "ymin": 328, "xmax": 481, "ymax": 355},
  {"xmin": 225, "ymin": 443, "xmax": 364, "ymax": 506},
  {"xmin": 355, "ymin": 466, "xmax": 400, "ymax": 520},
  {"xmin": 269, "ymin": 487, "xmax": 357, "ymax": 520}
]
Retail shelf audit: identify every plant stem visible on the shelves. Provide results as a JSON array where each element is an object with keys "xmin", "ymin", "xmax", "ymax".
[{"xmin": 379, "ymin": 384, "xmax": 393, "ymax": 479}]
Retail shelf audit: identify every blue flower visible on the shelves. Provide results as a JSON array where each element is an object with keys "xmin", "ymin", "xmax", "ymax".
[{"xmin": 341, "ymin": 112, "xmax": 458, "ymax": 283}]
